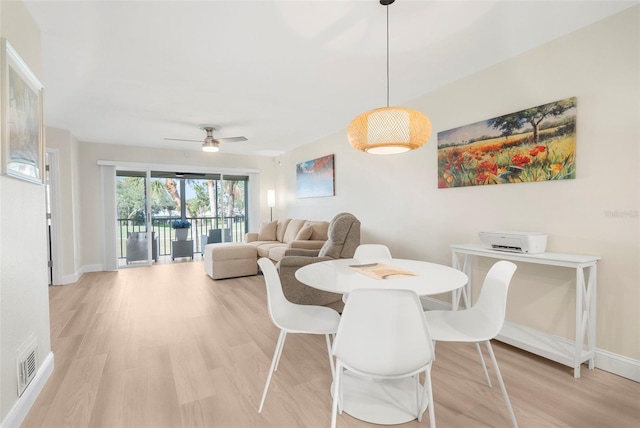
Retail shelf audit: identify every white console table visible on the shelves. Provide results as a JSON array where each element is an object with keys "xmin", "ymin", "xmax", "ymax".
[{"xmin": 451, "ymin": 243, "xmax": 601, "ymax": 378}]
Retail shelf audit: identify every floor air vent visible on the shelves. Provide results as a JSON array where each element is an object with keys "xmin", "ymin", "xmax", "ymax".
[{"xmin": 17, "ymin": 336, "xmax": 38, "ymax": 396}]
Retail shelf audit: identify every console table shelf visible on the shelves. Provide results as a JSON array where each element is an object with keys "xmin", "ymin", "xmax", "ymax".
[{"xmin": 451, "ymin": 243, "xmax": 601, "ymax": 378}]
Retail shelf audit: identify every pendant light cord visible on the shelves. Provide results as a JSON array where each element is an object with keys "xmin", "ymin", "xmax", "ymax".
[{"xmin": 386, "ymin": 3, "xmax": 390, "ymax": 108}]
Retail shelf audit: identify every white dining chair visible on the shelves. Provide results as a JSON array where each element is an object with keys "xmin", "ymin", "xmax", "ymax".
[
  {"xmin": 331, "ymin": 288, "xmax": 436, "ymax": 428},
  {"xmin": 423, "ymin": 260, "xmax": 518, "ymax": 428},
  {"xmin": 257, "ymin": 258, "xmax": 341, "ymax": 413},
  {"xmin": 344, "ymin": 244, "xmax": 393, "ymax": 304},
  {"xmin": 353, "ymin": 244, "xmax": 392, "ymax": 259}
]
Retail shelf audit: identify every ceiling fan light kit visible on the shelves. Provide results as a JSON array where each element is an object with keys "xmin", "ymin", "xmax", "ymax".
[
  {"xmin": 201, "ymin": 140, "xmax": 220, "ymax": 152},
  {"xmin": 164, "ymin": 125, "xmax": 247, "ymax": 153},
  {"xmin": 348, "ymin": 0, "xmax": 432, "ymax": 155}
]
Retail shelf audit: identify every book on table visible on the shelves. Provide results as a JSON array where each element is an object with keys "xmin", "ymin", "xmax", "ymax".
[{"xmin": 348, "ymin": 263, "xmax": 417, "ymax": 280}]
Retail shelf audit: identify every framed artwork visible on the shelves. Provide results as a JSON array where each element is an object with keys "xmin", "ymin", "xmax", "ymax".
[
  {"xmin": 296, "ymin": 154, "xmax": 335, "ymax": 198},
  {"xmin": 1, "ymin": 39, "xmax": 44, "ymax": 184},
  {"xmin": 437, "ymin": 97, "xmax": 576, "ymax": 188}
]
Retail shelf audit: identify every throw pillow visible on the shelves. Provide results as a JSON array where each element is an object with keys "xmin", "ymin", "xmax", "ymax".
[
  {"xmin": 258, "ymin": 220, "xmax": 277, "ymax": 241},
  {"xmin": 294, "ymin": 225, "xmax": 313, "ymax": 241}
]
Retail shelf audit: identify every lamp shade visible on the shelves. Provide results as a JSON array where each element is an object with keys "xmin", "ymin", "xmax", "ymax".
[
  {"xmin": 267, "ymin": 189, "xmax": 276, "ymax": 207},
  {"xmin": 348, "ymin": 107, "xmax": 432, "ymax": 154}
]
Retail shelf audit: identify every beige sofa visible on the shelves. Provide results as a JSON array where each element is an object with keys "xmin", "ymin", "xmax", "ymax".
[
  {"xmin": 203, "ymin": 218, "xmax": 328, "ymax": 280},
  {"xmin": 245, "ymin": 218, "xmax": 329, "ymax": 262}
]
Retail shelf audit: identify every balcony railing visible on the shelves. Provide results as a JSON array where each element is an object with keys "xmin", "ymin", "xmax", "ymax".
[{"xmin": 117, "ymin": 215, "xmax": 247, "ymax": 260}]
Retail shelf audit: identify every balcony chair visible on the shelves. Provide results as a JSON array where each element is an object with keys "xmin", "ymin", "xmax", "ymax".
[
  {"xmin": 200, "ymin": 229, "xmax": 222, "ymax": 255},
  {"xmin": 125, "ymin": 232, "xmax": 158, "ymax": 263}
]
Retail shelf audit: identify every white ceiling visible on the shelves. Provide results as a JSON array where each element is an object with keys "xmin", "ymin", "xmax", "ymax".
[{"xmin": 23, "ymin": 0, "xmax": 636, "ymax": 156}]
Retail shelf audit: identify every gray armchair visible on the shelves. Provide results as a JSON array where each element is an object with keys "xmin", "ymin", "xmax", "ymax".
[{"xmin": 276, "ymin": 212, "xmax": 361, "ymax": 311}]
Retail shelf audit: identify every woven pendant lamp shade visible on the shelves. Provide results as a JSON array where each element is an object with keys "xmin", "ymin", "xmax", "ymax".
[{"xmin": 348, "ymin": 106, "xmax": 432, "ymax": 154}]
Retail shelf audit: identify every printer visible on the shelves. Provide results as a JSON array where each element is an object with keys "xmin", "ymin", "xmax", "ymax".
[{"xmin": 478, "ymin": 231, "xmax": 547, "ymax": 254}]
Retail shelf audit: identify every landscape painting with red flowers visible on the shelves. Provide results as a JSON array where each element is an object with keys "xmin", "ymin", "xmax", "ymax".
[{"xmin": 437, "ymin": 97, "xmax": 576, "ymax": 188}]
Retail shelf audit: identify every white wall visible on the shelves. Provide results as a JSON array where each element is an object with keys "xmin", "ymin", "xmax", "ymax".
[
  {"xmin": 275, "ymin": 7, "xmax": 639, "ymax": 361},
  {"xmin": 0, "ymin": 0, "xmax": 51, "ymax": 423}
]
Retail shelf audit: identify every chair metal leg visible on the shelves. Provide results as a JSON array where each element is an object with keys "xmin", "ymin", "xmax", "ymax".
[
  {"xmin": 331, "ymin": 361, "xmax": 343, "ymax": 428},
  {"xmin": 474, "ymin": 342, "xmax": 492, "ymax": 387},
  {"xmin": 415, "ymin": 374, "xmax": 421, "ymax": 420},
  {"xmin": 418, "ymin": 366, "xmax": 436, "ymax": 426},
  {"xmin": 325, "ymin": 334, "xmax": 335, "ymax": 380},
  {"xmin": 273, "ymin": 331, "xmax": 287, "ymax": 372},
  {"xmin": 424, "ymin": 365, "xmax": 436, "ymax": 428},
  {"xmin": 258, "ymin": 330, "xmax": 286, "ymax": 413},
  {"xmin": 485, "ymin": 341, "xmax": 518, "ymax": 428}
]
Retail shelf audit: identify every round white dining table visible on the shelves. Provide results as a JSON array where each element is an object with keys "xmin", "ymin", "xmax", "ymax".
[
  {"xmin": 295, "ymin": 257, "xmax": 468, "ymax": 297},
  {"xmin": 295, "ymin": 258, "xmax": 469, "ymax": 425}
]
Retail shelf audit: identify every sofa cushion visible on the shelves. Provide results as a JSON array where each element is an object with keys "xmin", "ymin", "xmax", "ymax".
[
  {"xmin": 283, "ymin": 219, "xmax": 306, "ymax": 243},
  {"xmin": 256, "ymin": 242, "xmax": 284, "ymax": 259},
  {"xmin": 267, "ymin": 245, "xmax": 288, "ymax": 262},
  {"xmin": 305, "ymin": 221, "xmax": 329, "ymax": 241},
  {"xmin": 246, "ymin": 242, "xmax": 283, "ymax": 258},
  {"xmin": 208, "ymin": 243, "xmax": 257, "ymax": 260},
  {"xmin": 276, "ymin": 218, "xmax": 291, "ymax": 243},
  {"xmin": 258, "ymin": 220, "xmax": 277, "ymax": 241},
  {"xmin": 295, "ymin": 225, "xmax": 313, "ymax": 240}
]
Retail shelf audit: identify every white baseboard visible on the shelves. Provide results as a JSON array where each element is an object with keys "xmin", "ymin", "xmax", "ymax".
[
  {"xmin": 58, "ymin": 263, "xmax": 104, "ymax": 285},
  {"xmin": 81, "ymin": 263, "xmax": 104, "ymax": 274},
  {"xmin": 1, "ymin": 352, "xmax": 54, "ymax": 428},
  {"xmin": 595, "ymin": 348, "xmax": 640, "ymax": 382},
  {"xmin": 60, "ymin": 273, "xmax": 80, "ymax": 285},
  {"xmin": 420, "ymin": 297, "xmax": 640, "ymax": 382}
]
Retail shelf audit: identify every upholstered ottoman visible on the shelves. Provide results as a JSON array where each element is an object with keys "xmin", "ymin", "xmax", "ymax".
[{"xmin": 204, "ymin": 243, "xmax": 258, "ymax": 280}]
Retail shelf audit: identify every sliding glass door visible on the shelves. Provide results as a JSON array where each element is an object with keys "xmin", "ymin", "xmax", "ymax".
[
  {"xmin": 115, "ymin": 170, "xmax": 248, "ymax": 266},
  {"xmin": 116, "ymin": 170, "xmax": 153, "ymax": 267}
]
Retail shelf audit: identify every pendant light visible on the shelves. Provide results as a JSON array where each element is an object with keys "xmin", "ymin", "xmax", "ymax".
[{"xmin": 348, "ymin": 0, "xmax": 432, "ymax": 155}]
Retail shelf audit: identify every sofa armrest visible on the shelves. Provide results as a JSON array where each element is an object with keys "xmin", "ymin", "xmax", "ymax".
[
  {"xmin": 283, "ymin": 248, "xmax": 321, "ymax": 258},
  {"xmin": 246, "ymin": 232, "xmax": 259, "ymax": 242},
  {"xmin": 277, "ymin": 254, "xmax": 331, "ymax": 268},
  {"xmin": 289, "ymin": 240, "xmax": 326, "ymax": 250},
  {"xmin": 276, "ymin": 255, "xmax": 343, "ymax": 311}
]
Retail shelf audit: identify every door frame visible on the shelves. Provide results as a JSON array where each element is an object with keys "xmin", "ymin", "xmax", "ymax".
[{"xmin": 45, "ymin": 149, "xmax": 63, "ymax": 285}]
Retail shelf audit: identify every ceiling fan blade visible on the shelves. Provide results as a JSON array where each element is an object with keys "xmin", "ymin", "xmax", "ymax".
[
  {"xmin": 217, "ymin": 136, "xmax": 247, "ymax": 143},
  {"xmin": 164, "ymin": 138, "xmax": 203, "ymax": 143}
]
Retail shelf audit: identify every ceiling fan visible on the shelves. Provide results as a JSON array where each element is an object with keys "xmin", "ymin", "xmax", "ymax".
[{"xmin": 165, "ymin": 125, "xmax": 247, "ymax": 152}]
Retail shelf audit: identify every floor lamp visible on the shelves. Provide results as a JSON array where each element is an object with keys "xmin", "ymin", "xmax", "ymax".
[{"xmin": 267, "ymin": 189, "xmax": 275, "ymax": 222}]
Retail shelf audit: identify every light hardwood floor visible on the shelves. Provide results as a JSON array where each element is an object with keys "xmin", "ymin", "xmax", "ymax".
[{"xmin": 22, "ymin": 261, "xmax": 640, "ymax": 427}]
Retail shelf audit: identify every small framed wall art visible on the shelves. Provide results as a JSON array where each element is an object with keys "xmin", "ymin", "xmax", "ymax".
[
  {"xmin": 296, "ymin": 154, "xmax": 335, "ymax": 198},
  {"xmin": 1, "ymin": 39, "xmax": 45, "ymax": 184}
]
